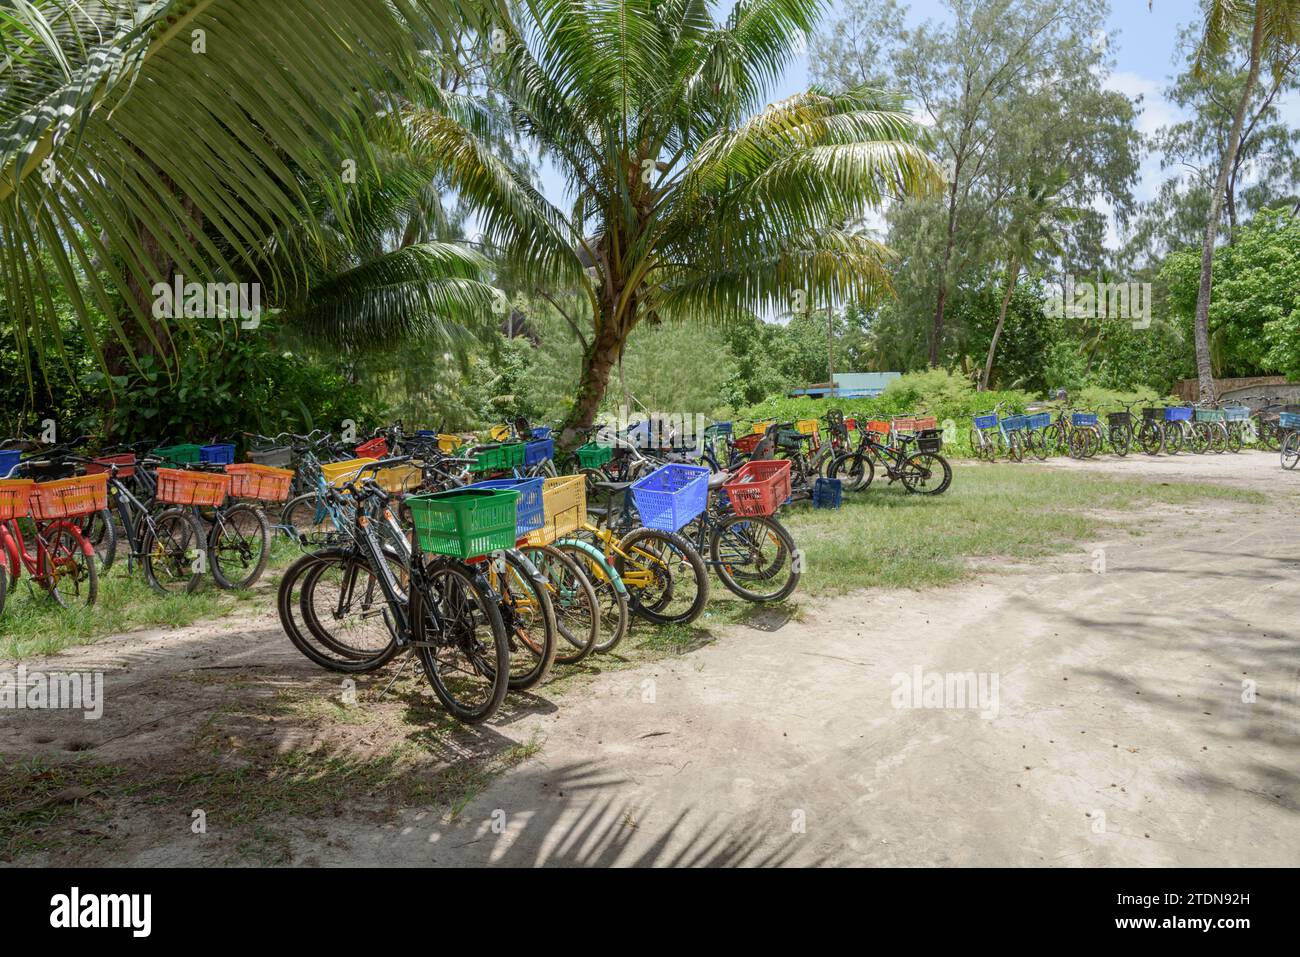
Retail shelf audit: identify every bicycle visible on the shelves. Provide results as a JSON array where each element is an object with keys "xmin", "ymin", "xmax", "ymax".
[
  {"xmin": 829, "ymin": 424, "xmax": 952, "ymax": 495},
  {"xmin": 0, "ymin": 468, "xmax": 101, "ymax": 612}
]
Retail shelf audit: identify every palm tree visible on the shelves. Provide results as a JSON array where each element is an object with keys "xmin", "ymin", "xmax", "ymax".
[
  {"xmin": 979, "ymin": 170, "xmax": 1079, "ymax": 391},
  {"xmin": 1152, "ymin": 0, "xmax": 1300, "ymax": 403},
  {"xmin": 0, "ymin": 0, "xmax": 486, "ymax": 379},
  {"xmin": 411, "ymin": 0, "xmax": 941, "ymax": 440}
]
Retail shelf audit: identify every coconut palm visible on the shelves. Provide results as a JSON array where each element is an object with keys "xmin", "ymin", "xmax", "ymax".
[
  {"xmin": 409, "ymin": 0, "xmax": 941, "ymax": 440},
  {"xmin": 0, "ymin": 0, "xmax": 487, "ymax": 378},
  {"xmin": 1151, "ymin": 0, "xmax": 1300, "ymax": 402}
]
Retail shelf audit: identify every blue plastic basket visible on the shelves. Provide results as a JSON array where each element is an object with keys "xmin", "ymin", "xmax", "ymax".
[
  {"xmin": 973, "ymin": 414, "xmax": 998, "ymax": 430},
  {"xmin": 468, "ymin": 477, "xmax": 545, "ymax": 539},
  {"xmin": 1280, "ymin": 412, "xmax": 1300, "ymax": 429},
  {"xmin": 630, "ymin": 464, "xmax": 709, "ymax": 532},
  {"xmin": 1164, "ymin": 406, "xmax": 1192, "ymax": 423},
  {"xmin": 530, "ymin": 427, "xmax": 552, "ymax": 440},
  {"xmin": 812, "ymin": 477, "xmax": 842, "ymax": 509},
  {"xmin": 1223, "ymin": 406, "xmax": 1250, "ymax": 422},
  {"xmin": 1002, "ymin": 414, "xmax": 1027, "ymax": 432},
  {"xmin": 1071, "ymin": 413, "xmax": 1098, "ymax": 427},
  {"xmin": 0, "ymin": 449, "xmax": 20, "ymax": 479},
  {"xmin": 415, "ymin": 429, "xmax": 437, "ymax": 437},
  {"xmin": 200, "ymin": 443, "xmax": 236, "ymax": 464},
  {"xmin": 524, "ymin": 438, "xmax": 554, "ymax": 467},
  {"xmin": 1026, "ymin": 412, "xmax": 1052, "ymax": 430}
]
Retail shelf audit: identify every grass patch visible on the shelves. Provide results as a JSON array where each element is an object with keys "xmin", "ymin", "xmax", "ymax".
[
  {"xmin": 0, "ymin": 537, "xmax": 301, "ymax": 660},
  {"xmin": 781, "ymin": 463, "xmax": 1264, "ymax": 595}
]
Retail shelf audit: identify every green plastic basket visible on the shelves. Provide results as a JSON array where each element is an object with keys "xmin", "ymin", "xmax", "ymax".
[
  {"xmin": 574, "ymin": 442, "xmax": 613, "ymax": 469},
  {"xmin": 406, "ymin": 487, "xmax": 520, "ymax": 559},
  {"xmin": 152, "ymin": 443, "xmax": 203, "ymax": 465},
  {"xmin": 1194, "ymin": 408, "xmax": 1225, "ymax": 422},
  {"xmin": 469, "ymin": 442, "xmax": 526, "ymax": 473}
]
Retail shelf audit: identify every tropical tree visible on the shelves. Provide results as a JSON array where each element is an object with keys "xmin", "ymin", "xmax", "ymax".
[
  {"xmin": 412, "ymin": 0, "xmax": 941, "ymax": 440},
  {"xmin": 0, "ymin": 0, "xmax": 489, "ymax": 382},
  {"xmin": 979, "ymin": 170, "xmax": 1080, "ymax": 390},
  {"xmin": 1156, "ymin": 0, "xmax": 1300, "ymax": 402}
]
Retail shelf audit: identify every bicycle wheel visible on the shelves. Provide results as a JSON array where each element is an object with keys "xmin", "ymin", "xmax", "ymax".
[
  {"xmin": 1226, "ymin": 424, "xmax": 1243, "ymax": 453},
  {"xmin": 1164, "ymin": 424, "xmax": 1184, "ymax": 455},
  {"xmin": 1024, "ymin": 429, "xmax": 1048, "ymax": 461},
  {"xmin": 209, "ymin": 503, "xmax": 271, "ymax": 590},
  {"xmin": 485, "ymin": 549, "xmax": 557, "ymax": 692},
  {"xmin": 551, "ymin": 540, "xmax": 629, "ymax": 654},
  {"xmin": 0, "ymin": 553, "xmax": 6, "ymax": 616},
  {"xmin": 615, "ymin": 527, "xmax": 709, "ymax": 625},
  {"xmin": 297, "ymin": 549, "xmax": 402, "ymax": 671},
  {"xmin": 710, "ymin": 513, "xmax": 800, "ymax": 602},
  {"xmin": 142, "ymin": 508, "xmax": 205, "ymax": 595},
  {"xmin": 41, "ymin": 523, "xmax": 98, "ymax": 608},
  {"xmin": 282, "ymin": 493, "xmax": 339, "ymax": 547},
  {"xmin": 900, "ymin": 453, "xmax": 952, "ymax": 495},
  {"xmin": 1282, "ymin": 431, "xmax": 1300, "ymax": 470},
  {"xmin": 829, "ymin": 451, "xmax": 874, "ymax": 491},
  {"xmin": 77, "ymin": 508, "xmax": 117, "ymax": 574},
  {"xmin": 411, "ymin": 560, "xmax": 510, "ymax": 724},
  {"xmin": 1006, "ymin": 432, "xmax": 1023, "ymax": 463},
  {"xmin": 1108, "ymin": 424, "xmax": 1130, "ymax": 457},
  {"xmin": 519, "ymin": 544, "xmax": 599, "ymax": 664},
  {"xmin": 1137, "ymin": 422, "xmax": 1162, "ymax": 455}
]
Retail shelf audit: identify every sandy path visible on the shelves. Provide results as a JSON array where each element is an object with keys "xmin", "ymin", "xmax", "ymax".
[{"xmin": 4, "ymin": 453, "xmax": 1298, "ymax": 866}]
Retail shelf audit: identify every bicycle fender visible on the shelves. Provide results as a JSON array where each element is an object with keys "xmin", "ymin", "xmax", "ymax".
[{"xmin": 554, "ymin": 537, "xmax": 628, "ymax": 595}]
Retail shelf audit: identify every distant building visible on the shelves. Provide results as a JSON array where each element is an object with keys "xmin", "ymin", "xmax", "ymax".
[{"xmin": 788, "ymin": 372, "xmax": 901, "ymax": 399}]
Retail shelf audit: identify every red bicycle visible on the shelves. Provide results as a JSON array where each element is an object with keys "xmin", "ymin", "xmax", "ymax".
[{"xmin": 0, "ymin": 473, "xmax": 102, "ymax": 615}]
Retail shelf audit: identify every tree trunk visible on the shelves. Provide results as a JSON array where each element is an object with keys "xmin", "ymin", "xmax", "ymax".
[
  {"xmin": 980, "ymin": 258, "xmax": 1021, "ymax": 392},
  {"xmin": 559, "ymin": 316, "xmax": 623, "ymax": 450},
  {"xmin": 1193, "ymin": 8, "xmax": 1264, "ymax": 406},
  {"xmin": 929, "ymin": 194, "xmax": 959, "ymax": 367}
]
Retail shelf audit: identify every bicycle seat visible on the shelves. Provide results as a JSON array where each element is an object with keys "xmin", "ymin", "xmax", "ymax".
[
  {"xmin": 708, "ymin": 471, "xmax": 730, "ymax": 489},
  {"xmin": 591, "ymin": 480, "xmax": 634, "ymax": 494}
]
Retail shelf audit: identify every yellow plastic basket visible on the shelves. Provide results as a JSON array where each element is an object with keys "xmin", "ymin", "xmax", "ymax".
[
  {"xmin": 796, "ymin": 419, "xmax": 820, "ymax": 435},
  {"xmin": 322, "ymin": 457, "xmax": 378, "ymax": 488},
  {"xmin": 752, "ymin": 420, "xmax": 774, "ymax": 434},
  {"xmin": 374, "ymin": 463, "xmax": 423, "ymax": 494},
  {"xmin": 437, "ymin": 434, "xmax": 463, "ymax": 454},
  {"xmin": 524, "ymin": 475, "xmax": 587, "ymax": 547},
  {"xmin": 488, "ymin": 424, "xmax": 511, "ymax": 442}
]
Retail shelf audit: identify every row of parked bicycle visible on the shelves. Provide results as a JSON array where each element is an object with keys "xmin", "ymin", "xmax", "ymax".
[{"xmin": 969, "ymin": 396, "xmax": 1300, "ymax": 464}]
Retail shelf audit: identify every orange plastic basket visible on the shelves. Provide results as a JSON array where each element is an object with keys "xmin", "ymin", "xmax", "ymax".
[
  {"xmin": 866, "ymin": 420, "xmax": 891, "ymax": 435},
  {"xmin": 225, "ymin": 464, "xmax": 294, "ymax": 502},
  {"xmin": 28, "ymin": 473, "xmax": 109, "ymax": 520},
  {"xmin": 734, "ymin": 433, "xmax": 764, "ymax": 454},
  {"xmin": 84, "ymin": 453, "xmax": 137, "ymax": 479},
  {"xmin": 844, "ymin": 418, "xmax": 858, "ymax": 432},
  {"xmin": 0, "ymin": 480, "xmax": 35, "ymax": 521},
  {"xmin": 723, "ymin": 459, "xmax": 792, "ymax": 517},
  {"xmin": 155, "ymin": 468, "xmax": 231, "ymax": 507},
  {"xmin": 892, "ymin": 416, "xmax": 937, "ymax": 434}
]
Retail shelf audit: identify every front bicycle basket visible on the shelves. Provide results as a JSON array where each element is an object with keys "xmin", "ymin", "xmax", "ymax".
[
  {"xmin": 524, "ymin": 437, "xmax": 554, "ymax": 467},
  {"xmin": 1026, "ymin": 412, "xmax": 1052, "ymax": 430},
  {"xmin": 1194, "ymin": 408, "xmax": 1225, "ymax": 422},
  {"xmin": 1142, "ymin": 407, "xmax": 1164, "ymax": 422},
  {"xmin": 973, "ymin": 413, "xmax": 998, "ymax": 430},
  {"xmin": 1223, "ymin": 406, "xmax": 1250, "ymax": 422},
  {"xmin": 1071, "ymin": 412, "xmax": 1098, "ymax": 427},
  {"xmin": 470, "ymin": 442, "xmax": 526, "ymax": 473},
  {"xmin": 152, "ymin": 443, "xmax": 203, "ymax": 466},
  {"xmin": 524, "ymin": 475, "xmax": 587, "ymax": 547},
  {"xmin": 722, "ymin": 459, "xmax": 792, "ymax": 517},
  {"xmin": 733, "ymin": 433, "xmax": 764, "ymax": 455},
  {"xmin": 776, "ymin": 428, "xmax": 804, "ymax": 449},
  {"xmin": 407, "ymin": 487, "xmax": 519, "ymax": 559},
  {"xmin": 225, "ymin": 464, "xmax": 294, "ymax": 502},
  {"xmin": 1165, "ymin": 406, "xmax": 1192, "ymax": 423},
  {"xmin": 1002, "ymin": 415, "xmax": 1027, "ymax": 432},
  {"xmin": 154, "ymin": 469, "xmax": 230, "ymax": 508},
  {"xmin": 29, "ymin": 473, "xmax": 110, "ymax": 520},
  {"xmin": 630, "ymin": 464, "xmax": 709, "ymax": 532},
  {"xmin": 469, "ymin": 476, "xmax": 545, "ymax": 539},
  {"xmin": 200, "ymin": 443, "xmax": 236, "ymax": 465},
  {"xmin": 0, "ymin": 479, "xmax": 34, "ymax": 521},
  {"xmin": 322, "ymin": 457, "xmax": 379, "ymax": 488},
  {"xmin": 574, "ymin": 442, "xmax": 613, "ymax": 469},
  {"xmin": 1107, "ymin": 411, "xmax": 1131, "ymax": 426},
  {"xmin": 1279, "ymin": 412, "xmax": 1300, "ymax": 429},
  {"xmin": 249, "ymin": 445, "xmax": 292, "ymax": 468}
]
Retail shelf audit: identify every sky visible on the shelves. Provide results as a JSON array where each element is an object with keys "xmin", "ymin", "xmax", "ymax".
[{"xmin": 532, "ymin": 0, "xmax": 1300, "ymax": 234}]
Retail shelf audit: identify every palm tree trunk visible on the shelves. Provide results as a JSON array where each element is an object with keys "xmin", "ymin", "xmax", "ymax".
[
  {"xmin": 1193, "ymin": 7, "xmax": 1264, "ymax": 405},
  {"xmin": 560, "ymin": 316, "xmax": 623, "ymax": 448},
  {"xmin": 980, "ymin": 258, "xmax": 1021, "ymax": 392}
]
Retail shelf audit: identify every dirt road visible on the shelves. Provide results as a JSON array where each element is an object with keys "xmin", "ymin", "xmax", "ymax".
[{"xmin": 4, "ymin": 454, "xmax": 1298, "ymax": 866}]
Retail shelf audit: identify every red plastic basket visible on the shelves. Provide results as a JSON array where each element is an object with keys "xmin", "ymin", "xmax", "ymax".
[
  {"xmin": 225, "ymin": 463, "xmax": 294, "ymax": 502},
  {"xmin": 723, "ymin": 460, "xmax": 792, "ymax": 517},
  {"xmin": 84, "ymin": 453, "xmax": 137, "ymax": 479},
  {"xmin": 0, "ymin": 480, "xmax": 35, "ymax": 521},
  {"xmin": 155, "ymin": 468, "xmax": 231, "ymax": 507},
  {"xmin": 844, "ymin": 418, "xmax": 858, "ymax": 432},
  {"xmin": 29, "ymin": 473, "xmax": 109, "ymax": 520},
  {"xmin": 734, "ymin": 433, "xmax": 764, "ymax": 455},
  {"xmin": 866, "ymin": 420, "xmax": 891, "ymax": 435},
  {"xmin": 356, "ymin": 437, "xmax": 388, "ymax": 458}
]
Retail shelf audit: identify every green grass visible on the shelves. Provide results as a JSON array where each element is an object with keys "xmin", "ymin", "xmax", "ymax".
[
  {"xmin": 781, "ymin": 463, "xmax": 1264, "ymax": 594},
  {"xmin": 0, "ymin": 537, "xmax": 300, "ymax": 659}
]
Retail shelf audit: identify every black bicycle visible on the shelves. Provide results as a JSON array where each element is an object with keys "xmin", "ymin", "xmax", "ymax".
[{"xmin": 828, "ymin": 427, "xmax": 952, "ymax": 495}]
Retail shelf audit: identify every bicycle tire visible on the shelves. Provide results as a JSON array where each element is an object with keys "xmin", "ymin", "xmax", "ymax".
[
  {"xmin": 486, "ymin": 549, "xmax": 558, "ymax": 692},
  {"xmin": 142, "ymin": 509, "xmax": 205, "ymax": 595},
  {"xmin": 209, "ymin": 503, "xmax": 271, "ymax": 590},
  {"xmin": 551, "ymin": 540, "xmax": 630, "ymax": 654},
  {"xmin": 1137, "ymin": 422, "xmax": 1163, "ymax": 455},
  {"xmin": 616, "ymin": 526, "xmax": 709, "ymax": 625},
  {"xmin": 900, "ymin": 452, "xmax": 952, "ymax": 495},
  {"xmin": 411, "ymin": 560, "xmax": 510, "ymax": 724},
  {"xmin": 710, "ymin": 513, "xmax": 800, "ymax": 602},
  {"xmin": 1282, "ymin": 431, "xmax": 1300, "ymax": 470},
  {"xmin": 519, "ymin": 544, "xmax": 599, "ymax": 664},
  {"xmin": 42, "ymin": 522, "xmax": 98, "ymax": 609},
  {"xmin": 829, "ymin": 451, "xmax": 874, "ymax": 491},
  {"xmin": 77, "ymin": 508, "xmax": 118, "ymax": 574},
  {"xmin": 297, "ymin": 549, "xmax": 403, "ymax": 671}
]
